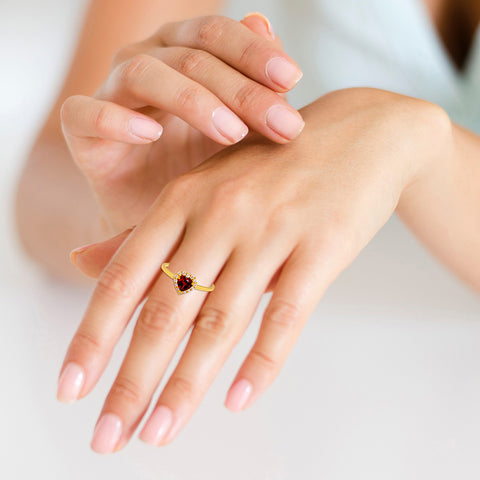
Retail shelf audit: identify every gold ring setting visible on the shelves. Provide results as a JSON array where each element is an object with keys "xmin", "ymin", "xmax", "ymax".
[{"xmin": 161, "ymin": 262, "xmax": 215, "ymax": 295}]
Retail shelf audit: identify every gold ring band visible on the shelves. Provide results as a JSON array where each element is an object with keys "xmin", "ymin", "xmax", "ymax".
[{"xmin": 161, "ymin": 262, "xmax": 215, "ymax": 295}]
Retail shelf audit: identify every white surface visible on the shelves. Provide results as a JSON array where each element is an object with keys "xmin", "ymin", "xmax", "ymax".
[{"xmin": 1, "ymin": 1, "xmax": 480, "ymax": 479}]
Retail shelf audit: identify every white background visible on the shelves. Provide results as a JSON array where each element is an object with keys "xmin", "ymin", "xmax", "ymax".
[{"xmin": 1, "ymin": 1, "xmax": 480, "ymax": 479}]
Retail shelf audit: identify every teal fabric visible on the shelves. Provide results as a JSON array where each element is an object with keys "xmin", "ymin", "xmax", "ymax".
[{"xmin": 294, "ymin": 0, "xmax": 480, "ymax": 132}]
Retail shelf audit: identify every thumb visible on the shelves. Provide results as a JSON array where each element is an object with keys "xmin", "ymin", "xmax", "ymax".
[{"xmin": 70, "ymin": 227, "xmax": 133, "ymax": 279}]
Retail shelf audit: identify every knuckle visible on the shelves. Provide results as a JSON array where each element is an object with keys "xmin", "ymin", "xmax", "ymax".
[
  {"xmin": 249, "ymin": 349, "xmax": 278, "ymax": 373},
  {"xmin": 209, "ymin": 178, "xmax": 252, "ymax": 216},
  {"xmin": 238, "ymin": 38, "xmax": 264, "ymax": 67},
  {"xmin": 176, "ymin": 49, "xmax": 209, "ymax": 76},
  {"xmin": 162, "ymin": 173, "xmax": 199, "ymax": 207},
  {"xmin": 72, "ymin": 329, "xmax": 104, "ymax": 356},
  {"xmin": 120, "ymin": 53, "xmax": 154, "ymax": 94},
  {"xmin": 317, "ymin": 217, "xmax": 353, "ymax": 258},
  {"xmin": 174, "ymin": 84, "xmax": 203, "ymax": 112},
  {"xmin": 92, "ymin": 102, "xmax": 111, "ymax": 133},
  {"xmin": 109, "ymin": 376, "xmax": 144, "ymax": 407},
  {"xmin": 138, "ymin": 297, "xmax": 180, "ymax": 338},
  {"xmin": 265, "ymin": 299, "xmax": 301, "ymax": 331},
  {"xmin": 170, "ymin": 376, "xmax": 196, "ymax": 400},
  {"xmin": 111, "ymin": 44, "xmax": 135, "ymax": 69},
  {"xmin": 96, "ymin": 261, "xmax": 137, "ymax": 299},
  {"xmin": 195, "ymin": 306, "xmax": 232, "ymax": 341},
  {"xmin": 197, "ymin": 15, "xmax": 228, "ymax": 48},
  {"xmin": 267, "ymin": 202, "xmax": 295, "ymax": 235},
  {"xmin": 232, "ymin": 83, "xmax": 263, "ymax": 111}
]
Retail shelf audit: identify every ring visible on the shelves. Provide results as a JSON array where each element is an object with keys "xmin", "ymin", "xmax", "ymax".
[{"xmin": 161, "ymin": 262, "xmax": 215, "ymax": 295}]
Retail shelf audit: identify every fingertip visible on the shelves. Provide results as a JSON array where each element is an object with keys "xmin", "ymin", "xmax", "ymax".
[
  {"xmin": 225, "ymin": 378, "xmax": 253, "ymax": 412},
  {"xmin": 128, "ymin": 117, "xmax": 163, "ymax": 142},
  {"xmin": 242, "ymin": 11, "xmax": 275, "ymax": 40},
  {"xmin": 70, "ymin": 243, "xmax": 97, "ymax": 269},
  {"xmin": 212, "ymin": 106, "xmax": 249, "ymax": 144}
]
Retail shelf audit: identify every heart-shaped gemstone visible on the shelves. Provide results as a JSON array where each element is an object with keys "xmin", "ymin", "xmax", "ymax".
[{"xmin": 174, "ymin": 271, "xmax": 197, "ymax": 295}]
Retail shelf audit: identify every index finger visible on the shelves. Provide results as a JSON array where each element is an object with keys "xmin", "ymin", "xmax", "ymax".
[{"xmin": 156, "ymin": 15, "xmax": 303, "ymax": 92}]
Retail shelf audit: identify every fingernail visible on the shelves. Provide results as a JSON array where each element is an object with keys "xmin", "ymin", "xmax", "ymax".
[
  {"xmin": 212, "ymin": 106, "xmax": 249, "ymax": 143},
  {"xmin": 225, "ymin": 378, "xmax": 253, "ymax": 412},
  {"xmin": 129, "ymin": 117, "xmax": 163, "ymax": 141},
  {"xmin": 57, "ymin": 362, "xmax": 85, "ymax": 403},
  {"xmin": 139, "ymin": 405, "xmax": 173, "ymax": 446},
  {"xmin": 91, "ymin": 413, "xmax": 123, "ymax": 454},
  {"xmin": 265, "ymin": 104, "xmax": 305, "ymax": 140},
  {"xmin": 70, "ymin": 242, "xmax": 98, "ymax": 267},
  {"xmin": 243, "ymin": 11, "xmax": 275, "ymax": 39},
  {"xmin": 266, "ymin": 57, "xmax": 303, "ymax": 90}
]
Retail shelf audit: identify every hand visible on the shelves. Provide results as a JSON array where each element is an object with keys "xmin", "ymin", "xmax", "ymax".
[
  {"xmin": 60, "ymin": 13, "xmax": 304, "ymax": 234},
  {"xmin": 57, "ymin": 88, "xmax": 451, "ymax": 453}
]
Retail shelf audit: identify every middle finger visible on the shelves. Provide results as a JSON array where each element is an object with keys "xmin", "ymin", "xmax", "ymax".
[
  {"xmin": 156, "ymin": 15, "xmax": 303, "ymax": 92},
  {"xmin": 154, "ymin": 46, "xmax": 305, "ymax": 142}
]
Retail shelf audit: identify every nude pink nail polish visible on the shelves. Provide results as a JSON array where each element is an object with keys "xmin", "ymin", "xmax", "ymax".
[
  {"xmin": 57, "ymin": 362, "xmax": 85, "ymax": 403},
  {"xmin": 225, "ymin": 379, "xmax": 253, "ymax": 412},
  {"xmin": 90, "ymin": 413, "xmax": 123, "ymax": 454},
  {"xmin": 212, "ymin": 106, "xmax": 249, "ymax": 143},
  {"xmin": 128, "ymin": 117, "xmax": 163, "ymax": 141},
  {"xmin": 139, "ymin": 405, "xmax": 173, "ymax": 446},
  {"xmin": 266, "ymin": 57, "xmax": 303, "ymax": 90},
  {"xmin": 243, "ymin": 12, "xmax": 276, "ymax": 39},
  {"xmin": 265, "ymin": 104, "xmax": 305, "ymax": 140}
]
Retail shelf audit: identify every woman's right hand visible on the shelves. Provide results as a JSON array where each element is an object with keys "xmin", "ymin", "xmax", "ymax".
[{"xmin": 60, "ymin": 13, "xmax": 304, "ymax": 235}]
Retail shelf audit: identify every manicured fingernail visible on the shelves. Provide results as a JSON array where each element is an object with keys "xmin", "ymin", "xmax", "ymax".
[
  {"xmin": 212, "ymin": 106, "xmax": 249, "ymax": 143},
  {"xmin": 139, "ymin": 405, "xmax": 173, "ymax": 446},
  {"xmin": 128, "ymin": 117, "xmax": 163, "ymax": 141},
  {"xmin": 244, "ymin": 11, "xmax": 275, "ymax": 39},
  {"xmin": 91, "ymin": 413, "xmax": 123, "ymax": 454},
  {"xmin": 225, "ymin": 378, "xmax": 253, "ymax": 412},
  {"xmin": 266, "ymin": 57, "xmax": 303, "ymax": 90},
  {"xmin": 57, "ymin": 362, "xmax": 85, "ymax": 403},
  {"xmin": 70, "ymin": 242, "xmax": 99, "ymax": 267},
  {"xmin": 265, "ymin": 104, "xmax": 305, "ymax": 140}
]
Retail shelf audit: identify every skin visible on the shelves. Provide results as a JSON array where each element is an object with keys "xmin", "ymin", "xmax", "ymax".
[
  {"xmin": 15, "ymin": 0, "xmax": 225, "ymax": 282},
  {"xmin": 62, "ymin": 86, "xmax": 480, "ymax": 454},
  {"xmin": 60, "ymin": 15, "xmax": 303, "ymax": 236},
  {"xmin": 14, "ymin": 0, "xmax": 480, "ymax": 455}
]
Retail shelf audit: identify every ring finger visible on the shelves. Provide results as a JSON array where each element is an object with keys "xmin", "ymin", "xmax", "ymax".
[
  {"xmin": 137, "ymin": 231, "xmax": 298, "ymax": 446},
  {"xmin": 89, "ymin": 219, "xmax": 234, "ymax": 454}
]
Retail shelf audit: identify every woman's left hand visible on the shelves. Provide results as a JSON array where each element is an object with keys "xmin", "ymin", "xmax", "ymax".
[{"xmin": 57, "ymin": 87, "xmax": 452, "ymax": 453}]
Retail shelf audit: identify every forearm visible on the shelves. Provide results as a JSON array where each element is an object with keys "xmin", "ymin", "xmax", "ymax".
[
  {"xmin": 15, "ymin": 132, "xmax": 105, "ymax": 283},
  {"xmin": 396, "ymin": 118, "xmax": 480, "ymax": 294},
  {"xmin": 15, "ymin": 0, "xmax": 224, "ymax": 283}
]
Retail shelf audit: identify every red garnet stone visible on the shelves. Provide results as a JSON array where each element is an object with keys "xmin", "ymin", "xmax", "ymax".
[{"xmin": 177, "ymin": 275, "xmax": 193, "ymax": 292}]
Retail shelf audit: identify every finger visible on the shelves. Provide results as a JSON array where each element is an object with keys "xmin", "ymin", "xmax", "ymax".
[
  {"xmin": 70, "ymin": 228, "xmax": 133, "ymax": 279},
  {"xmin": 154, "ymin": 47, "xmax": 304, "ymax": 143},
  {"xmin": 240, "ymin": 14, "xmax": 287, "ymax": 101},
  {"xmin": 98, "ymin": 54, "xmax": 249, "ymax": 145},
  {"xmin": 61, "ymin": 95, "xmax": 163, "ymax": 143},
  {"xmin": 90, "ymin": 219, "xmax": 232, "ymax": 454},
  {"xmin": 225, "ymin": 238, "xmax": 350, "ymax": 412},
  {"xmin": 241, "ymin": 12, "xmax": 276, "ymax": 42},
  {"xmin": 157, "ymin": 15, "xmax": 303, "ymax": 92},
  {"xmin": 56, "ymin": 180, "xmax": 192, "ymax": 406},
  {"xmin": 71, "ymin": 229, "xmax": 279, "ymax": 294},
  {"xmin": 138, "ymin": 232, "xmax": 296, "ymax": 446}
]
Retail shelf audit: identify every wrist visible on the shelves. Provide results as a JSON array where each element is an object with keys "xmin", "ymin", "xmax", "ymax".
[{"xmin": 397, "ymin": 99, "xmax": 454, "ymax": 209}]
